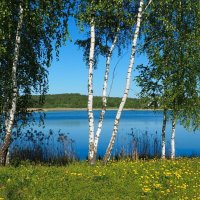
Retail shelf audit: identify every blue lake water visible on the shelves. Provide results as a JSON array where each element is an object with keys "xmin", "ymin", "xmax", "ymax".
[{"xmin": 23, "ymin": 110, "xmax": 200, "ymax": 159}]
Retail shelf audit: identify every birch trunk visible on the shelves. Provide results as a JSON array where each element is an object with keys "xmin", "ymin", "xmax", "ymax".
[
  {"xmin": 161, "ymin": 109, "xmax": 167, "ymax": 159},
  {"xmin": 171, "ymin": 113, "xmax": 176, "ymax": 159},
  {"xmin": 103, "ymin": 0, "xmax": 144, "ymax": 164},
  {"xmin": 88, "ymin": 17, "xmax": 95, "ymax": 164},
  {"xmin": 93, "ymin": 32, "xmax": 119, "ymax": 161},
  {"xmin": 0, "ymin": 3, "xmax": 23, "ymax": 166}
]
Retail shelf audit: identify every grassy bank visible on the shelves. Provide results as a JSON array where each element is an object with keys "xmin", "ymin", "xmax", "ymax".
[{"xmin": 0, "ymin": 158, "xmax": 200, "ymax": 199}]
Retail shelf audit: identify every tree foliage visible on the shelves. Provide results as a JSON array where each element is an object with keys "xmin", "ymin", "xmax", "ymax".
[
  {"xmin": 136, "ymin": 0, "xmax": 200, "ymax": 130},
  {"xmin": 75, "ymin": 0, "xmax": 139, "ymax": 67},
  {"xmin": 0, "ymin": 0, "xmax": 73, "ymax": 125}
]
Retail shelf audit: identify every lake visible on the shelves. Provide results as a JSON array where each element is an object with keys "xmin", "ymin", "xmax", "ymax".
[{"xmin": 21, "ymin": 110, "xmax": 200, "ymax": 160}]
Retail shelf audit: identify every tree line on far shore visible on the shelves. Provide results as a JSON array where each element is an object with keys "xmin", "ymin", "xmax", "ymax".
[{"xmin": 31, "ymin": 93, "xmax": 148, "ymax": 109}]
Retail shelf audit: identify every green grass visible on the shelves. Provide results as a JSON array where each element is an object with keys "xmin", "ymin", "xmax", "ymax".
[{"xmin": 0, "ymin": 158, "xmax": 200, "ymax": 199}]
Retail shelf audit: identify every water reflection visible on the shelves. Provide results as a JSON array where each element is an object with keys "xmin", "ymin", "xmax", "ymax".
[{"xmin": 26, "ymin": 110, "xmax": 200, "ymax": 159}]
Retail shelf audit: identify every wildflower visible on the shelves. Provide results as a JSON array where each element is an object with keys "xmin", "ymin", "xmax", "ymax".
[
  {"xmin": 142, "ymin": 187, "xmax": 151, "ymax": 193},
  {"xmin": 166, "ymin": 189, "xmax": 170, "ymax": 193},
  {"xmin": 164, "ymin": 171, "xmax": 172, "ymax": 176},
  {"xmin": 181, "ymin": 183, "xmax": 187, "ymax": 189},
  {"xmin": 174, "ymin": 171, "xmax": 182, "ymax": 179},
  {"xmin": 154, "ymin": 183, "xmax": 161, "ymax": 189},
  {"xmin": 70, "ymin": 172, "xmax": 83, "ymax": 176}
]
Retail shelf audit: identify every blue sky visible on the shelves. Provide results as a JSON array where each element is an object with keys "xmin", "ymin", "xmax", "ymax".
[{"xmin": 48, "ymin": 19, "xmax": 148, "ymax": 98}]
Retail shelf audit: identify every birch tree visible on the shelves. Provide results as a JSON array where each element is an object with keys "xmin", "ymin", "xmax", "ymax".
[
  {"xmin": 136, "ymin": 59, "xmax": 170, "ymax": 159},
  {"xmin": 103, "ymin": 0, "xmax": 146, "ymax": 163},
  {"xmin": 76, "ymin": 0, "xmax": 138, "ymax": 164},
  {"xmin": 136, "ymin": 0, "xmax": 200, "ymax": 159},
  {"xmin": 75, "ymin": 0, "xmax": 97, "ymax": 164},
  {"xmin": 0, "ymin": 2, "xmax": 23, "ymax": 165},
  {"xmin": 87, "ymin": 16, "xmax": 95, "ymax": 164},
  {"xmin": 93, "ymin": 31, "xmax": 119, "ymax": 160},
  {"xmin": 161, "ymin": 109, "xmax": 167, "ymax": 159},
  {"xmin": 92, "ymin": 1, "xmax": 137, "ymax": 163},
  {"xmin": 0, "ymin": 0, "xmax": 72, "ymax": 165}
]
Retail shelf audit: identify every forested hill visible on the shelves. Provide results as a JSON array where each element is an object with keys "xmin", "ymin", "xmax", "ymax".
[{"xmin": 31, "ymin": 93, "xmax": 148, "ymax": 109}]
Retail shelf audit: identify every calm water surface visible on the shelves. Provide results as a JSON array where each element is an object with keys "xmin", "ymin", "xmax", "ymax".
[{"xmin": 31, "ymin": 110, "xmax": 200, "ymax": 159}]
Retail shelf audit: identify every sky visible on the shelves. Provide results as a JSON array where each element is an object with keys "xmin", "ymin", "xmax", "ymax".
[{"xmin": 48, "ymin": 19, "xmax": 149, "ymax": 98}]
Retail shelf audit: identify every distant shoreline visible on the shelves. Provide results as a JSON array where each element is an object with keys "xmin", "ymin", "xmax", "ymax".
[{"xmin": 28, "ymin": 108, "xmax": 161, "ymax": 112}]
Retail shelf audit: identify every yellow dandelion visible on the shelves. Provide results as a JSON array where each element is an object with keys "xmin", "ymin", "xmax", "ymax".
[
  {"xmin": 142, "ymin": 187, "xmax": 151, "ymax": 193},
  {"xmin": 174, "ymin": 171, "xmax": 182, "ymax": 179},
  {"xmin": 154, "ymin": 183, "xmax": 161, "ymax": 189},
  {"xmin": 164, "ymin": 171, "xmax": 172, "ymax": 176},
  {"xmin": 166, "ymin": 189, "xmax": 170, "ymax": 193},
  {"xmin": 181, "ymin": 183, "xmax": 187, "ymax": 189}
]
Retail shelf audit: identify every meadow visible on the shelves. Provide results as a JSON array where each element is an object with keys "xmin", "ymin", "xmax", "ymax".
[{"xmin": 0, "ymin": 158, "xmax": 200, "ymax": 200}]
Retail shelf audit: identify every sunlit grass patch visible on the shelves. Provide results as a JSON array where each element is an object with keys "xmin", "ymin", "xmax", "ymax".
[{"xmin": 0, "ymin": 158, "xmax": 199, "ymax": 199}]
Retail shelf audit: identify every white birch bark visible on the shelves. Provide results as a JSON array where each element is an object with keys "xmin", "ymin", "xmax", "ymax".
[
  {"xmin": 0, "ymin": 3, "xmax": 23, "ymax": 165},
  {"xmin": 88, "ymin": 17, "xmax": 95, "ymax": 164},
  {"xmin": 171, "ymin": 113, "xmax": 176, "ymax": 159},
  {"xmin": 93, "ymin": 32, "xmax": 119, "ymax": 159},
  {"xmin": 103, "ymin": 0, "xmax": 144, "ymax": 163},
  {"xmin": 161, "ymin": 109, "xmax": 167, "ymax": 159}
]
